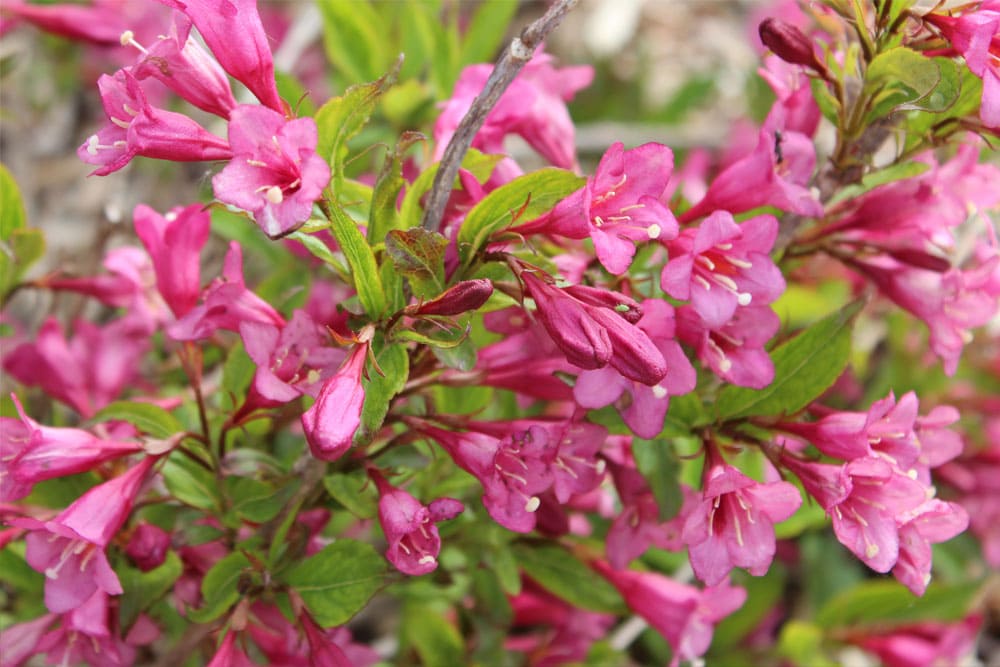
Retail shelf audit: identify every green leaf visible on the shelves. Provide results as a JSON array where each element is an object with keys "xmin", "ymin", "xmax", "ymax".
[
  {"xmin": 0, "ymin": 227, "xmax": 44, "ymax": 301},
  {"xmin": 385, "ymin": 227, "xmax": 448, "ymax": 299},
  {"xmin": 118, "ymin": 551, "xmax": 183, "ymax": 628},
  {"xmin": 91, "ymin": 401, "xmax": 184, "ymax": 439},
  {"xmin": 864, "ymin": 47, "xmax": 941, "ymax": 119},
  {"xmin": 226, "ymin": 477, "xmax": 298, "ymax": 523},
  {"xmin": 901, "ymin": 56, "xmax": 960, "ymax": 112},
  {"xmin": 162, "ymin": 455, "xmax": 221, "ymax": 512},
  {"xmin": 222, "ymin": 342, "xmax": 255, "ymax": 410},
  {"xmin": 816, "ymin": 579, "xmax": 981, "ymax": 629},
  {"xmin": 512, "ymin": 543, "xmax": 625, "ymax": 614},
  {"xmin": 188, "ymin": 551, "xmax": 250, "ymax": 623},
  {"xmin": 317, "ymin": 0, "xmax": 389, "ymax": 85},
  {"xmin": 632, "ymin": 439, "xmax": 683, "ymax": 521},
  {"xmin": 0, "ymin": 543, "xmax": 42, "ymax": 594},
  {"xmin": 459, "ymin": 0, "xmax": 519, "ymax": 67},
  {"xmin": 283, "ymin": 539, "xmax": 388, "ymax": 627},
  {"xmin": 327, "ymin": 202, "xmax": 387, "ymax": 317},
  {"xmin": 369, "ymin": 132, "xmax": 425, "ymax": 244},
  {"xmin": 458, "ymin": 168, "xmax": 585, "ymax": 264},
  {"xmin": 287, "ymin": 230, "xmax": 343, "ymax": 269},
  {"xmin": 430, "ymin": 332, "xmax": 478, "ymax": 371},
  {"xmin": 777, "ymin": 621, "xmax": 838, "ymax": 667},
  {"xmin": 402, "ymin": 601, "xmax": 466, "ymax": 665},
  {"xmin": 716, "ymin": 301, "xmax": 862, "ymax": 421},
  {"xmin": 211, "ymin": 208, "xmax": 287, "ymax": 264},
  {"xmin": 360, "ymin": 342, "xmax": 409, "ymax": 439},
  {"xmin": 393, "ymin": 326, "xmax": 468, "ymax": 349},
  {"xmin": 0, "ymin": 163, "xmax": 26, "ymax": 238},
  {"xmin": 315, "ymin": 65, "xmax": 398, "ymax": 184},
  {"xmin": 398, "ymin": 150, "xmax": 505, "ymax": 230},
  {"xmin": 323, "ymin": 470, "xmax": 378, "ymax": 519},
  {"xmin": 810, "ymin": 78, "xmax": 840, "ymax": 125}
]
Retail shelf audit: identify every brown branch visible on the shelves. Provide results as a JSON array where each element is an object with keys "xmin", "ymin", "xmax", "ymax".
[{"xmin": 419, "ymin": 0, "xmax": 580, "ymax": 232}]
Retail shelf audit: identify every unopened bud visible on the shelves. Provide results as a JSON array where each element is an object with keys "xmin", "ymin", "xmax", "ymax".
[
  {"xmin": 563, "ymin": 284, "xmax": 643, "ymax": 324},
  {"xmin": 886, "ymin": 248, "xmax": 952, "ymax": 273},
  {"xmin": 759, "ymin": 18, "xmax": 827, "ymax": 75},
  {"xmin": 413, "ymin": 279, "xmax": 494, "ymax": 316}
]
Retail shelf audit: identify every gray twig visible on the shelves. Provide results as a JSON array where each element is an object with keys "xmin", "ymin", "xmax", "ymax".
[{"xmin": 419, "ymin": 0, "xmax": 580, "ymax": 232}]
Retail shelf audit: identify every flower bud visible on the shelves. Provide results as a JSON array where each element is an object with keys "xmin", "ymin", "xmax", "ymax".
[
  {"xmin": 412, "ymin": 279, "xmax": 494, "ymax": 316},
  {"xmin": 758, "ymin": 18, "xmax": 827, "ymax": 75},
  {"xmin": 125, "ymin": 523, "xmax": 171, "ymax": 572},
  {"xmin": 562, "ymin": 284, "xmax": 643, "ymax": 323}
]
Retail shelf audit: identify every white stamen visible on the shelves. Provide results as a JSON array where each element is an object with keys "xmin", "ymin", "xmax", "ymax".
[
  {"xmin": 265, "ymin": 186, "xmax": 284, "ymax": 204},
  {"xmin": 524, "ymin": 496, "xmax": 541, "ymax": 512},
  {"xmin": 716, "ymin": 243, "xmax": 733, "ymax": 250},
  {"xmin": 647, "ymin": 224, "xmax": 662, "ymax": 239},
  {"xmin": 418, "ymin": 555, "xmax": 436, "ymax": 565},
  {"xmin": 651, "ymin": 384, "xmax": 668, "ymax": 399},
  {"xmin": 719, "ymin": 358, "xmax": 733, "ymax": 373},
  {"xmin": 694, "ymin": 275, "xmax": 712, "ymax": 290},
  {"xmin": 110, "ymin": 116, "xmax": 130, "ymax": 129},
  {"xmin": 165, "ymin": 211, "xmax": 178, "ymax": 221},
  {"xmin": 728, "ymin": 257, "xmax": 753, "ymax": 269},
  {"xmin": 246, "ymin": 159, "xmax": 269, "ymax": 167},
  {"xmin": 593, "ymin": 216, "xmax": 604, "ymax": 227},
  {"xmin": 122, "ymin": 104, "xmax": 139, "ymax": 116},
  {"xmin": 865, "ymin": 542, "xmax": 880, "ymax": 558},
  {"xmin": 713, "ymin": 274, "xmax": 739, "ymax": 292},
  {"xmin": 737, "ymin": 292, "xmax": 753, "ymax": 306},
  {"xmin": 86, "ymin": 135, "xmax": 100, "ymax": 155},
  {"xmin": 697, "ymin": 255, "xmax": 716, "ymax": 271},
  {"xmin": 119, "ymin": 30, "xmax": 134, "ymax": 46}
]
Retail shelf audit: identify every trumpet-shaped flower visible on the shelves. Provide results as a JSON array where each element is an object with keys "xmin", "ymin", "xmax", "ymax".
[{"xmin": 301, "ymin": 340, "xmax": 369, "ymax": 462}]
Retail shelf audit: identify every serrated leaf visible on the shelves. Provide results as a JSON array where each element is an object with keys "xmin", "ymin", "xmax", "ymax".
[
  {"xmin": 118, "ymin": 551, "xmax": 182, "ymax": 628},
  {"xmin": 369, "ymin": 132, "xmax": 425, "ymax": 244},
  {"xmin": 283, "ymin": 540, "xmax": 388, "ymax": 627},
  {"xmin": 315, "ymin": 65, "xmax": 397, "ymax": 184},
  {"xmin": 0, "ymin": 163, "xmax": 26, "ymax": 238},
  {"xmin": 716, "ymin": 301, "xmax": 862, "ymax": 421},
  {"xmin": 816, "ymin": 579, "xmax": 981, "ymax": 629},
  {"xmin": 91, "ymin": 401, "xmax": 184, "ymax": 439},
  {"xmin": 327, "ymin": 202, "xmax": 387, "ymax": 318},
  {"xmin": 188, "ymin": 551, "xmax": 250, "ymax": 623},
  {"xmin": 323, "ymin": 471, "xmax": 378, "ymax": 519},
  {"xmin": 632, "ymin": 439, "xmax": 683, "ymax": 521},
  {"xmin": 360, "ymin": 342, "xmax": 409, "ymax": 438},
  {"xmin": 162, "ymin": 455, "xmax": 221, "ymax": 513},
  {"xmin": 385, "ymin": 227, "xmax": 448, "ymax": 298},
  {"xmin": 317, "ymin": 0, "xmax": 389, "ymax": 86},
  {"xmin": 513, "ymin": 543, "xmax": 625, "ymax": 614},
  {"xmin": 458, "ymin": 168, "xmax": 585, "ymax": 264}
]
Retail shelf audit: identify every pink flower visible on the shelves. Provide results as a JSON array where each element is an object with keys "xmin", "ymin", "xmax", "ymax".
[
  {"xmin": 893, "ymin": 500, "xmax": 969, "ymax": 595},
  {"xmin": 0, "ymin": 612, "xmax": 57, "ymax": 667},
  {"xmin": 682, "ymin": 451, "xmax": 802, "ymax": 585},
  {"xmin": 520, "ymin": 271, "xmax": 667, "ymax": 386},
  {"xmin": 574, "ymin": 299, "xmax": 696, "ymax": 438},
  {"xmin": 34, "ymin": 591, "xmax": 132, "ymax": 666},
  {"xmin": 78, "ymin": 69, "xmax": 232, "ymax": 175},
  {"xmin": 662, "ymin": 211, "xmax": 785, "ymax": 329},
  {"xmin": 519, "ymin": 142, "xmax": 679, "ymax": 274},
  {"xmin": 676, "ymin": 304, "xmax": 779, "ymax": 389},
  {"xmin": 435, "ymin": 51, "xmax": 592, "ymax": 179},
  {"xmin": 926, "ymin": 7, "xmax": 1000, "ymax": 127},
  {"xmin": 133, "ymin": 203, "xmax": 211, "ymax": 318},
  {"xmin": 2, "ymin": 0, "xmax": 129, "ymax": 45},
  {"xmin": 168, "ymin": 241, "xmax": 285, "ymax": 341},
  {"xmin": 240, "ymin": 310, "xmax": 346, "ymax": 406},
  {"xmin": 213, "ymin": 105, "xmax": 330, "ymax": 238},
  {"xmin": 11, "ymin": 456, "xmax": 157, "ymax": 613},
  {"xmin": 126, "ymin": 12, "xmax": 237, "ymax": 118},
  {"xmin": 125, "ymin": 522, "xmax": 172, "ymax": 572},
  {"xmin": 758, "ymin": 54, "xmax": 821, "ymax": 136},
  {"xmin": 594, "ymin": 561, "xmax": 746, "ymax": 667},
  {"xmin": 678, "ymin": 110, "xmax": 822, "ymax": 222},
  {"xmin": 371, "ymin": 472, "xmax": 463, "ymax": 576},
  {"xmin": 854, "ymin": 615, "xmax": 983, "ymax": 667},
  {"xmin": 206, "ymin": 631, "xmax": 257, "ymax": 667},
  {"xmin": 160, "ymin": 0, "xmax": 284, "ymax": 112},
  {"xmin": 1, "ymin": 396, "xmax": 142, "ymax": 501},
  {"xmin": 301, "ymin": 338, "xmax": 369, "ymax": 462},
  {"xmin": 783, "ymin": 455, "xmax": 927, "ymax": 572}
]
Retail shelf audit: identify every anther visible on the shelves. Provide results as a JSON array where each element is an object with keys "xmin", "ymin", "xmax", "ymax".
[
  {"xmin": 524, "ymin": 496, "xmax": 541, "ymax": 512},
  {"xmin": 737, "ymin": 292, "xmax": 752, "ymax": 306},
  {"xmin": 647, "ymin": 224, "xmax": 662, "ymax": 239},
  {"xmin": 265, "ymin": 186, "xmax": 284, "ymax": 204},
  {"xmin": 651, "ymin": 384, "xmax": 668, "ymax": 399}
]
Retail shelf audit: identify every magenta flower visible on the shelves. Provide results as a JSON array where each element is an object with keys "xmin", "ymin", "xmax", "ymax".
[
  {"xmin": 125, "ymin": 523, "xmax": 172, "ymax": 572},
  {"xmin": 371, "ymin": 472, "xmax": 463, "ymax": 576},
  {"xmin": 126, "ymin": 12, "xmax": 237, "ymax": 118},
  {"xmin": 78, "ymin": 69, "xmax": 231, "ymax": 175},
  {"xmin": 676, "ymin": 303, "xmax": 779, "ymax": 388},
  {"xmin": 168, "ymin": 241, "xmax": 285, "ymax": 341},
  {"xmin": 682, "ymin": 451, "xmax": 802, "ymax": 585},
  {"xmin": 133, "ymin": 203, "xmax": 211, "ymax": 318},
  {"xmin": 11, "ymin": 456, "xmax": 157, "ymax": 613},
  {"xmin": 34, "ymin": 591, "xmax": 132, "ymax": 667},
  {"xmin": 854, "ymin": 615, "xmax": 983, "ymax": 667},
  {"xmin": 0, "ymin": 612, "xmax": 57, "ymax": 667},
  {"xmin": 240, "ymin": 309, "xmax": 346, "ymax": 406},
  {"xmin": 925, "ymin": 7, "xmax": 1000, "ymax": 127},
  {"xmin": 213, "ymin": 105, "xmax": 330, "ymax": 238},
  {"xmin": 678, "ymin": 109, "xmax": 821, "ymax": 222},
  {"xmin": 594, "ymin": 560, "xmax": 746, "ymax": 667},
  {"xmin": 757, "ymin": 55, "xmax": 821, "ymax": 136},
  {"xmin": 301, "ymin": 338, "xmax": 369, "ymax": 462},
  {"xmin": 206, "ymin": 631, "xmax": 257, "ymax": 667},
  {"xmin": 662, "ymin": 211, "xmax": 784, "ymax": 329},
  {"xmin": 159, "ymin": 0, "xmax": 284, "ymax": 112},
  {"xmin": 783, "ymin": 455, "xmax": 927, "ymax": 572},
  {"xmin": 520, "ymin": 142, "xmax": 679, "ymax": 274},
  {"xmin": 893, "ymin": 500, "xmax": 969, "ymax": 596},
  {"xmin": 507, "ymin": 581, "xmax": 615, "ymax": 665},
  {"xmin": 2, "ymin": 0, "xmax": 129, "ymax": 45},
  {"xmin": 1, "ymin": 396, "xmax": 142, "ymax": 501},
  {"xmin": 521, "ymin": 271, "xmax": 667, "ymax": 386},
  {"xmin": 435, "ymin": 52, "xmax": 593, "ymax": 178},
  {"xmin": 574, "ymin": 299, "xmax": 696, "ymax": 438}
]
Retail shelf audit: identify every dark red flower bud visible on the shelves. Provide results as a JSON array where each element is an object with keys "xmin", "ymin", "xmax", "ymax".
[
  {"xmin": 886, "ymin": 248, "xmax": 953, "ymax": 273},
  {"xmin": 412, "ymin": 279, "xmax": 494, "ymax": 316},
  {"xmin": 125, "ymin": 523, "xmax": 171, "ymax": 572},
  {"xmin": 759, "ymin": 18, "xmax": 827, "ymax": 75}
]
